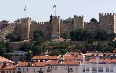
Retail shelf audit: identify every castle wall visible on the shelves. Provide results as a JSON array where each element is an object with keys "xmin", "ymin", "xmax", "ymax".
[
  {"xmin": 114, "ymin": 14, "xmax": 116, "ymax": 33},
  {"xmin": 60, "ymin": 22, "xmax": 73, "ymax": 35},
  {"xmin": 99, "ymin": 13, "xmax": 115, "ymax": 33},
  {"xmin": 0, "ymin": 23, "xmax": 15, "ymax": 40},
  {"xmin": 30, "ymin": 22, "xmax": 51, "ymax": 40},
  {"xmin": 51, "ymin": 16, "xmax": 61, "ymax": 38},
  {"xmin": 20, "ymin": 18, "xmax": 31, "ymax": 40},
  {"xmin": 84, "ymin": 22, "xmax": 99, "ymax": 31},
  {"xmin": 73, "ymin": 15, "xmax": 84, "ymax": 30}
]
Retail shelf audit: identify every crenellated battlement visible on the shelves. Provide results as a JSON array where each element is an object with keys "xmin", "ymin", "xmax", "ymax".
[
  {"xmin": 99, "ymin": 13, "xmax": 115, "ymax": 16},
  {"xmin": 37, "ymin": 22, "xmax": 45, "ymax": 24},
  {"xmin": 84, "ymin": 22, "xmax": 99, "ymax": 24},
  {"xmin": 74, "ymin": 15, "xmax": 83, "ymax": 18},
  {"xmin": 52, "ymin": 16, "xmax": 60, "ymax": 19},
  {"xmin": 21, "ymin": 17, "xmax": 31, "ymax": 20},
  {"xmin": 0, "ymin": 13, "xmax": 116, "ymax": 41}
]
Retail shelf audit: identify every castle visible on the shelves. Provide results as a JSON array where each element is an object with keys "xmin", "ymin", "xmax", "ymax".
[{"xmin": 0, "ymin": 13, "xmax": 116, "ymax": 41}]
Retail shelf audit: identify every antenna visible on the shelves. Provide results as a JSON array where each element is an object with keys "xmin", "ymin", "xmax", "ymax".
[
  {"xmin": 53, "ymin": 5, "xmax": 56, "ymax": 16},
  {"xmin": 24, "ymin": 6, "xmax": 27, "ymax": 17}
]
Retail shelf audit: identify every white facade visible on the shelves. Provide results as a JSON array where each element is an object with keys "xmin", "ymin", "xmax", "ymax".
[
  {"xmin": 79, "ymin": 64, "xmax": 116, "ymax": 73},
  {"xmin": 16, "ymin": 66, "xmax": 45, "ymax": 73},
  {"xmin": 16, "ymin": 64, "xmax": 116, "ymax": 73}
]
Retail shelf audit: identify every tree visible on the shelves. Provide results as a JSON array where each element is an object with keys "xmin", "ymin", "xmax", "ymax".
[
  {"xmin": 19, "ymin": 43, "xmax": 33, "ymax": 52},
  {"xmin": 94, "ymin": 29, "xmax": 108, "ymax": 41},
  {"xmin": 5, "ymin": 31, "xmax": 21, "ymax": 42},
  {"xmin": 33, "ymin": 45, "xmax": 43, "ymax": 55},
  {"xmin": 14, "ymin": 19, "xmax": 21, "ymax": 25},
  {"xmin": 63, "ymin": 17, "xmax": 74, "ymax": 24},
  {"xmin": 61, "ymin": 33, "xmax": 69, "ymax": 39},
  {"xmin": 25, "ymin": 51, "xmax": 33, "ymax": 61},
  {"xmin": 90, "ymin": 18, "xmax": 97, "ymax": 23},
  {"xmin": 50, "ymin": 50, "xmax": 59, "ymax": 56},
  {"xmin": 0, "ymin": 41, "xmax": 7, "ymax": 56},
  {"xmin": 33, "ymin": 30, "xmax": 44, "ymax": 41}
]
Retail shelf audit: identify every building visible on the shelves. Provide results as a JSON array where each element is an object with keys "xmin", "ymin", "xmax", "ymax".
[
  {"xmin": 0, "ymin": 13, "xmax": 116, "ymax": 41},
  {"xmin": 0, "ymin": 56, "xmax": 15, "ymax": 73},
  {"xmin": 16, "ymin": 53, "xmax": 116, "ymax": 73}
]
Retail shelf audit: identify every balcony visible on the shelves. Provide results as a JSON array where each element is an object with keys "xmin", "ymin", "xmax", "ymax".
[{"xmin": 69, "ymin": 68, "xmax": 73, "ymax": 72}]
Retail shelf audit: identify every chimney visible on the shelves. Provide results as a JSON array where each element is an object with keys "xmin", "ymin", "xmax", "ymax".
[
  {"xmin": 96, "ymin": 56, "xmax": 99, "ymax": 64},
  {"xmin": 82, "ymin": 54, "xmax": 85, "ymax": 64}
]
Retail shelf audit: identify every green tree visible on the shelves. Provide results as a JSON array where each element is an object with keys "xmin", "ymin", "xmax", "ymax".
[
  {"xmin": 5, "ymin": 31, "xmax": 21, "ymax": 42},
  {"xmin": 33, "ymin": 30, "xmax": 44, "ymax": 41},
  {"xmin": 25, "ymin": 51, "xmax": 33, "ymax": 61},
  {"xmin": 50, "ymin": 50, "xmax": 59, "ymax": 56},
  {"xmin": 61, "ymin": 33, "xmax": 69, "ymax": 39},
  {"xmin": 0, "ymin": 41, "xmax": 7, "ymax": 56},
  {"xmin": 33, "ymin": 45, "xmax": 43, "ymax": 55},
  {"xmin": 94, "ymin": 29, "xmax": 108, "ymax": 41},
  {"xmin": 14, "ymin": 19, "xmax": 21, "ymax": 25},
  {"xmin": 90, "ymin": 18, "xmax": 97, "ymax": 23},
  {"xmin": 19, "ymin": 44, "xmax": 33, "ymax": 52},
  {"xmin": 63, "ymin": 17, "xmax": 74, "ymax": 24}
]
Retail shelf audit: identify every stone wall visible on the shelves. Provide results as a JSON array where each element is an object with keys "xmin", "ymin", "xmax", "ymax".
[{"xmin": 0, "ymin": 23, "xmax": 15, "ymax": 40}]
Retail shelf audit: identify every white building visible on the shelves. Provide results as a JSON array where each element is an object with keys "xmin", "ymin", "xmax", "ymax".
[{"xmin": 79, "ymin": 64, "xmax": 116, "ymax": 73}]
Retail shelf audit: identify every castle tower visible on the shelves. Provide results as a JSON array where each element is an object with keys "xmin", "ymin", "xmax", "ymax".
[
  {"xmin": 51, "ymin": 16, "xmax": 61, "ymax": 38},
  {"xmin": 73, "ymin": 15, "xmax": 84, "ymax": 30},
  {"xmin": 99, "ymin": 13, "xmax": 115, "ymax": 33},
  {"xmin": 20, "ymin": 17, "xmax": 31, "ymax": 41}
]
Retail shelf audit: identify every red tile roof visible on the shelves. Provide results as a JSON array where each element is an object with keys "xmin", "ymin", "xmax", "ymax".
[
  {"xmin": 32, "ymin": 56, "xmax": 60, "ymax": 60},
  {"xmin": 0, "ymin": 56, "xmax": 13, "ymax": 63}
]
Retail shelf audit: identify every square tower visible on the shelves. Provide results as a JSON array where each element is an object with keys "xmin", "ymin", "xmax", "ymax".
[{"xmin": 20, "ymin": 17, "xmax": 31, "ymax": 41}]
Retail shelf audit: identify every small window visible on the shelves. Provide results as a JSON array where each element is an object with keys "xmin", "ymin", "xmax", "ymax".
[
  {"xmin": 55, "ymin": 67, "xmax": 57, "ymax": 70},
  {"xmin": 106, "ymin": 67, "xmax": 109, "ymax": 72},
  {"xmin": 92, "ymin": 67, "xmax": 97, "ymax": 72},
  {"xmin": 110, "ymin": 67, "xmax": 113, "ymax": 72},
  {"xmin": 86, "ymin": 67, "xmax": 89, "ymax": 71},
  {"xmin": 98, "ymin": 67, "xmax": 103, "ymax": 72},
  {"xmin": 27, "ymin": 68, "xmax": 28, "ymax": 71},
  {"xmin": 18, "ymin": 68, "xmax": 21, "ymax": 70},
  {"xmin": 83, "ymin": 67, "xmax": 85, "ymax": 72},
  {"xmin": 62, "ymin": 67, "xmax": 65, "ymax": 70}
]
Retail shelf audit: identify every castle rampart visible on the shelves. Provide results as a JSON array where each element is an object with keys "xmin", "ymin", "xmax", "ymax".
[
  {"xmin": 73, "ymin": 15, "xmax": 84, "ymax": 30},
  {"xmin": 0, "ymin": 13, "xmax": 116, "ymax": 41},
  {"xmin": 84, "ymin": 22, "xmax": 99, "ymax": 31}
]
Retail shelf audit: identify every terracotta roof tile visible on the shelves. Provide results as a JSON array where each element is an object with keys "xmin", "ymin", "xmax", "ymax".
[
  {"xmin": 33, "ymin": 62, "xmax": 46, "ymax": 66},
  {"xmin": 0, "ymin": 56, "xmax": 13, "ymax": 63},
  {"xmin": 32, "ymin": 56, "xmax": 59, "ymax": 60}
]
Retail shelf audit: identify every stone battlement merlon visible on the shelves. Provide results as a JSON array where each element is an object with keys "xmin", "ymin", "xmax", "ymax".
[
  {"xmin": 74, "ymin": 15, "xmax": 84, "ymax": 18},
  {"xmin": 21, "ymin": 17, "xmax": 31, "ymax": 21},
  {"xmin": 84, "ymin": 22, "xmax": 99, "ymax": 25},
  {"xmin": 52, "ymin": 16, "xmax": 60, "ymax": 19},
  {"xmin": 99, "ymin": 13, "xmax": 115, "ymax": 16},
  {"xmin": 37, "ymin": 22, "xmax": 45, "ymax": 24}
]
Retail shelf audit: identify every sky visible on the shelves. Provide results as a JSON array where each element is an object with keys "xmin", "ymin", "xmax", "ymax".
[{"xmin": 0, "ymin": 0, "xmax": 116, "ymax": 22}]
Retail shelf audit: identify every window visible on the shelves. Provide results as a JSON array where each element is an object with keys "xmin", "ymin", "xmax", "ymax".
[
  {"xmin": 62, "ymin": 67, "xmax": 65, "ymax": 70},
  {"xmin": 69, "ymin": 68, "xmax": 73, "ymax": 72},
  {"xmin": 55, "ymin": 67, "xmax": 57, "ymax": 70},
  {"xmin": 83, "ymin": 67, "xmax": 85, "ymax": 72},
  {"xmin": 98, "ymin": 67, "xmax": 103, "ymax": 72},
  {"xmin": 92, "ymin": 67, "xmax": 97, "ymax": 72},
  {"xmin": 39, "ymin": 68, "xmax": 43, "ymax": 73},
  {"xmin": 86, "ymin": 67, "xmax": 89, "ymax": 72},
  {"xmin": 23, "ymin": 68, "xmax": 25, "ymax": 71},
  {"xmin": 47, "ymin": 67, "xmax": 51, "ymax": 72},
  {"xmin": 27, "ymin": 68, "xmax": 28, "ymax": 71},
  {"xmin": 18, "ymin": 68, "xmax": 21, "ymax": 71},
  {"xmin": 106, "ymin": 67, "xmax": 109, "ymax": 72},
  {"xmin": 110, "ymin": 67, "xmax": 113, "ymax": 72}
]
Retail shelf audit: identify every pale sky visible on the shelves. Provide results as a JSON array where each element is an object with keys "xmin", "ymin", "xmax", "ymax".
[{"xmin": 0, "ymin": 0, "xmax": 116, "ymax": 22}]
